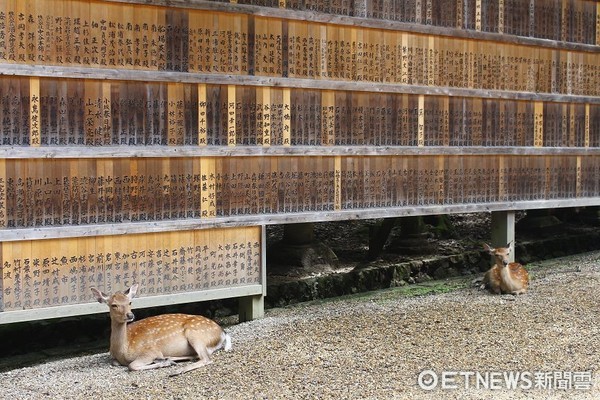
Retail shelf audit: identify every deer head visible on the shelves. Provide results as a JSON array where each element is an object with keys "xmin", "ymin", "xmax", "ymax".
[
  {"xmin": 91, "ymin": 284, "xmax": 137, "ymax": 324},
  {"xmin": 483, "ymin": 242, "xmax": 512, "ymax": 267}
]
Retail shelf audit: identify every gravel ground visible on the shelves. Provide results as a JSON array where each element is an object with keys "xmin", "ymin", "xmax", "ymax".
[{"xmin": 2, "ymin": 251, "xmax": 600, "ymax": 400}]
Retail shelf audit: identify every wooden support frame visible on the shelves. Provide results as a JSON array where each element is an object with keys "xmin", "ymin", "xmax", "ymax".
[
  {"xmin": 0, "ymin": 0, "xmax": 598, "ymax": 326},
  {"xmin": 491, "ymin": 210, "xmax": 516, "ymax": 262}
]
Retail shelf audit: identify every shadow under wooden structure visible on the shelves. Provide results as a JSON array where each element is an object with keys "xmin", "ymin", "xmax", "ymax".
[{"xmin": 0, "ymin": 0, "xmax": 598, "ymax": 324}]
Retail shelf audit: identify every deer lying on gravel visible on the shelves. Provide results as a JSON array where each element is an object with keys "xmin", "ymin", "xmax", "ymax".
[
  {"xmin": 91, "ymin": 284, "xmax": 231, "ymax": 375},
  {"xmin": 482, "ymin": 243, "xmax": 529, "ymax": 295}
]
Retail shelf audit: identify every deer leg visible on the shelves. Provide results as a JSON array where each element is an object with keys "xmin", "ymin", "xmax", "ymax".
[
  {"xmin": 165, "ymin": 356, "xmax": 197, "ymax": 362},
  {"xmin": 129, "ymin": 351, "xmax": 176, "ymax": 371},
  {"xmin": 169, "ymin": 334, "xmax": 213, "ymax": 376}
]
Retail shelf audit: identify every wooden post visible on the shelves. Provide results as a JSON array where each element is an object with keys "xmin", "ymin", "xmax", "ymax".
[
  {"xmin": 239, "ymin": 294, "xmax": 264, "ymax": 322},
  {"xmin": 491, "ymin": 211, "xmax": 516, "ymax": 262},
  {"xmin": 238, "ymin": 225, "xmax": 266, "ymax": 321}
]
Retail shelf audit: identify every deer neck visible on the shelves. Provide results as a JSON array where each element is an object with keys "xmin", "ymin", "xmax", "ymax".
[
  {"xmin": 499, "ymin": 264, "xmax": 511, "ymax": 279},
  {"xmin": 499, "ymin": 263, "xmax": 520, "ymax": 290},
  {"xmin": 109, "ymin": 319, "xmax": 130, "ymax": 363}
]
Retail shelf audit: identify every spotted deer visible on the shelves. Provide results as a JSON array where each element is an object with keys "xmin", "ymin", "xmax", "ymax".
[
  {"xmin": 482, "ymin": 243, "xmax": 529, "ymax": 295},
  {"xmin": 91, "ymin": 284, "xmax": 231, "ymax": 375}
]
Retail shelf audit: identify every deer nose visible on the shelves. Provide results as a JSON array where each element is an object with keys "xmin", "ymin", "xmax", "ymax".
[
  {"xmin": 503, "ymin": 260, "xmax": 509, "ymax": 266},
  {"xmin": 126, "ymin": 312, "xmax": 135, "ymax": 322}
]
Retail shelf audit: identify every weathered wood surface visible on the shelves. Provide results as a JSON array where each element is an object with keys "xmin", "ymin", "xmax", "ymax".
[
  {"xmin": 100, "ymin": 0, "xmax": 600, "ymax": 49},
  {"xmin": 0, "ymin": 0, "xmax": 598, "ymax": 322}
]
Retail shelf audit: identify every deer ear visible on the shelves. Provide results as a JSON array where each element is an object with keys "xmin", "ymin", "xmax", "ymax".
[
  {"xmin": 91, "ymin": 287, "xmax": 108, "ymax": 304},
  {"xmin": 506, "ymin": 241, "xmax": 513, "ymax": 249},
  {"xmin": 483, "ymin": 243, "xmax": 493, "ymax": 253},
  {"xmin": 125, "ymin": 284, "xmax": 139, "ymax": 300}
]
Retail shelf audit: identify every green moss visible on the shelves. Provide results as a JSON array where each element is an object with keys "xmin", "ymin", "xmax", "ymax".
[{"xmin": 285, "ymin": 276, "xmax": 471, "ymax": 310}]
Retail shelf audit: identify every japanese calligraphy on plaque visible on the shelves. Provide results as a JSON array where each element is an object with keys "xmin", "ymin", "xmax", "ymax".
[{"xmin": 0, "ymin": 227, "xmax": 262, "ymax": 312}]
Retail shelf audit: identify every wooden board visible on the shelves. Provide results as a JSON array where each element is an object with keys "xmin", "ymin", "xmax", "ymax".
[{"xmin": 0, "ymin": 226, "xmax": 262, "ymax": 311}]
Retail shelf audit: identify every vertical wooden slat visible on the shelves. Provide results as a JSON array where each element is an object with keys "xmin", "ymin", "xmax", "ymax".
[
  {"xmin": 334, "ymin": 156, "xmax": 342, "ymax": 211},
  {"xmin": 262, "ymin": 87, "xmax": 271, "ymax": 146},
  {"xmin": 79, "ymin": 233, "xmax": 94, "ymax": 303},
  {"xmin": 101, "ymin": 82, "xmax": 111, "ymax": 145},
  {"xmin": 560, "ymin": 103, "xmax": 568, "ymax": 146},
  {"xmin": 129, "ymin": 159, "xmax": 139, "ymax": 222},
  {"xmin": 528, "ymin": 0, "xmax": 535, "ymax": 37},
  {"xmin": 200, "ymin": 157, "xmax": 216, "ymax": 219},
  {"xmin": 84, "ymin": 82, "xmax": 100, "ymax": 145},
  {"xmin": 475, "ymin": 0, "xmax": 482, "ymax": 31},
  {"xmin": 584, "ymin": 104, "xmax": 590, "ymax": 147},
  {"xmin": 472, "ymin": 98, "xmax": 483, "ymax": 146},
  {"xmin": 321, "ymin": 90, "xmax": 335, "ymax": 145},
  {"xmin": 498, "ymin": 0, "xmax": 505, "ymax": 34},
  {"xmin": 428, "ymin": 37, "xmax": 435, "ymax": 86},
  {"xmin": 576, "ymin": 156, "xmax": 582, "ymax": 198},
  {"xmin": 417, "ymin": 94, "xmax": 425, "ymax": 146},
  {"xmin": 167, "ymin": 83, "xmax": 183, "ymax": 145},
  {"xmin": 568, "ymin": 103, "xmax": 576, "ymax": 147},
  {"xmin": 29, "ymin": 77, "xmax": 41, "ymax": 147},
  {"xmin": 3, "ymin": 241, "xmax": 16, "ymax": 310},
  {"xmin": 597, "ymin": 4, "xmax": 600, "ymax": 46},
  {"xmin": 498, "ymin": 156, "xmax": 506, "ymax": 201},
  {"xmin": 565, "ymin": 51, "xmax": 573, "ymax": 95},
  {"xmin": 0, "ymin": 159, "xmax": 6, "ymax": 230},
  {"xmin": 22, "ymin": 240, "xmax": 33, "ymax": 309},
  {"xmin": 442, "ymin": 96, "xmax": 450, "ymax": 146},
  {"xmin": 456, "ymin": 0, "xmax": 464, "ymax": 29},
  {"xmin": 227, "ymin": 85, "xmax": 236, "ymax": 146},
  {"xmin": 198, "ymin": 84, "xmax": 207, "ymax": 146},
  {"xmin": 534, "ymin": 101, "xmax": 544, "ymax": 147},
  {"xmin": 544, "ymin": 157, "xmax": 552, "ymax": 199},
  {"xmin": 282, "ymin": 88, "xmax": 291, "ymax": 146},
  {"xmin": 319, "ymin": 25, "xmax": 327, "ymax": 79}
]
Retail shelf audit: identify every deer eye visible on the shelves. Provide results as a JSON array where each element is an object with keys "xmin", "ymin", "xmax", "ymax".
[{"xmin": 111, "ymin": 304, "xmax": 118, "ymax": 309}]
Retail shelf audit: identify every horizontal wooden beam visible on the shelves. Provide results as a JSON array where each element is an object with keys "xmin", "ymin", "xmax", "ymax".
[
  {"xmin": 0, "ymin": 198, "xmax": 598, "ymax": 242},
  {"xmin": 1, "ymin": 64, "xmax": 599, "ymax": 104},
  {"xmin": 1, "ymin": 145, "xmax": 600, "ymax": 159},
  {"xmin": 0, "ymin": 285, "xmax": 263, "ymax": 324},
  {"xmin": 104, "ymin": 0, "xmax": 600, "ymax": 53}
]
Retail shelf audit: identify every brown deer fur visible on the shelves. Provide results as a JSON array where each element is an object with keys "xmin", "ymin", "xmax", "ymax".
[
  {"xmin": 482, "ymin": 243, "xmax": 529, "ymax": 295},
  {"xmin": 91, "ymin": 284, "xmax": 231, "ymax": 375}
]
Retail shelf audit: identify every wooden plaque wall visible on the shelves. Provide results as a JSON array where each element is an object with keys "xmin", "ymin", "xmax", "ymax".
[{"xmin": 0, "ymin": 0, "xmax": 599, "ymax": 322}]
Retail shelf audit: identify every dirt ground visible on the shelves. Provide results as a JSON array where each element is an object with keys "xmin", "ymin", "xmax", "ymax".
[{"xmin": 1, "ymin": 248, "xmax": 600, "ymax": 399}]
